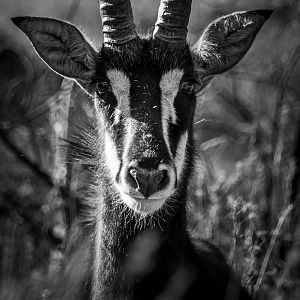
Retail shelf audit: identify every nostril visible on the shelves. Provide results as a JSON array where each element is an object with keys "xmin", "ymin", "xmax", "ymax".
[
  {"xmin": 127, "ymin": 168, "xmax": 139, "ymax": 190},
  {"xmin": 157, "ymin": 170, "xmax": 169, "ymax": 191},
  {"xmin": 146, "ymin": 170, "xmax": 169, "ymax": 197},
  {"xmin": 127, "ymin": 167, "xmax": 150, "ymax": 196}
]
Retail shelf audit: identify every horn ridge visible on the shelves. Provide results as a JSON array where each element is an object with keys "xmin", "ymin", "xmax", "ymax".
[
  {"xmin": 153, "ymin": 0, "xmax": 192, "ymax": 45},
  {"xmin": 100, "ymin": 0, "xmax": 137, "ymax": 45}
]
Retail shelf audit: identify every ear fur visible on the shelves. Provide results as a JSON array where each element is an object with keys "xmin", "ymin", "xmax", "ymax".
[
  {"xmin": 11, "ymin": 16, "xmax": 98, "ymax": 85},
  {"xmin": 193, "ymin": 10, "xmax": 272, "ymax": 81}
]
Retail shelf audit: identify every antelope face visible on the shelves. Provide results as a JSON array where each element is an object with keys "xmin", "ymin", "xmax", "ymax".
[
  {"xmin": 12, "ymin": 0, "xmax": 271, "ymax": 215},
  {"xmin": 94, "ymin": 43, "xmax": 196, "ymax": 214}
]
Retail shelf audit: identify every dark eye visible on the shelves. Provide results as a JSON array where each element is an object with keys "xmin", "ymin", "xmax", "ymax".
[
  {"xmin": 180, "ymin": 81, "xmax": 195, "ymax": 95},
  {"xmin": 96, "ymin": 81, "xmax": 110, "ymax": 95}
]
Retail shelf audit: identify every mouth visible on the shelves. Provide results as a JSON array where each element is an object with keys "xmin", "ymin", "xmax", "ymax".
[{"xmin": 121, "ymin": 193, "xmax": 169, "ymax": 215}]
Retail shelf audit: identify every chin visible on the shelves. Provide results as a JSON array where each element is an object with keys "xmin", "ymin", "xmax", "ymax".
[{"xmin": 120, "ymin": 192, "xmax": 171, "ymax": 216}]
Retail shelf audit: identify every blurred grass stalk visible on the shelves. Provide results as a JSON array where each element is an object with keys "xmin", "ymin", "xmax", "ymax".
[{"xmin": 254, "ymin": 204, "xmax": 293, "ymax": 295}]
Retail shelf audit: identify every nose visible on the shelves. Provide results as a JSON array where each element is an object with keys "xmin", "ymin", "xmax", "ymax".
[{"xmin": 126, "ymin": 167, "xmax": 170, "ymax": 198}]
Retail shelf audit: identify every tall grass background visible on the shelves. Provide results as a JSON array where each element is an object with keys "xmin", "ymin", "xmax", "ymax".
[{"xmin": 0, "ymin": 0, "xmax": 299, "ymax": 299}]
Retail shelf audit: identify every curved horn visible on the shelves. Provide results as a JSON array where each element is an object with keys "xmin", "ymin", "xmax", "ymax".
[
  {"xmin": 100, "ymin": 0, "xmax": 137, "ymax": 45},
  {"xmin": 153, "ymin": 0, "xmax": 192, "ymax": 45}
]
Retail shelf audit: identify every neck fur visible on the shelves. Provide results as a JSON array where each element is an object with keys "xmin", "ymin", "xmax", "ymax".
[{"xmin": 90, "ymin": 175, "xmax": 191, "ymax": 299}]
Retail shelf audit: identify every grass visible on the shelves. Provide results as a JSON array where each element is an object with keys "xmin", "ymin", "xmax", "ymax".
[{"xmin": 0, "ymin": 1, "xmax": 300, "ymax": 299}]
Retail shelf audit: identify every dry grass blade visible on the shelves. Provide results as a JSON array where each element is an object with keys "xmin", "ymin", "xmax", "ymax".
[{"xmin": 254, "ymin": 204, "xmax": 294, "ymax": 295}]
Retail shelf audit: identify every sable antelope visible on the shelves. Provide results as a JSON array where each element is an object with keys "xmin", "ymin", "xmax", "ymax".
[{"xmin": 12, "ymin": 1, "xmax": 271, "ymax": 299}]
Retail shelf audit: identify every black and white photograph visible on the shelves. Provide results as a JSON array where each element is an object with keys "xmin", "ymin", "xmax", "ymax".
[{"xmin": 0, "ymin": 0, "xmax": 299, "ymax": 299}]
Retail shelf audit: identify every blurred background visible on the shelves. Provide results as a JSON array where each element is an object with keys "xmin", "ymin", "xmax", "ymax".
[{"xmin": 0, "ymin": 0, "xmax": 300, "ymax": 299}]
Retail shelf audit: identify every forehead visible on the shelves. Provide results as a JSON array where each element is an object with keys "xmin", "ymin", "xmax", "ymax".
[{"xmin": 96, "ymin": 38, "xmax": 193, "ymax": 79}]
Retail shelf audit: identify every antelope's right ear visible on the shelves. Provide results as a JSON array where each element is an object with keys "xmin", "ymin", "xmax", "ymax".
[{"xmin": 11, "ymin": 16, "xmax": 98, "ymax": 84}]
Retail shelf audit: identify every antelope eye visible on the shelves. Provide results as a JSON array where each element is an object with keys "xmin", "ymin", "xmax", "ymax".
[
  {"xmin": 96, "ymin": 81, "xmax": 110, "ymax": 94},
  {"xmin": 180, "ymin": 81, "xmax": 195, "ymax": 95}
]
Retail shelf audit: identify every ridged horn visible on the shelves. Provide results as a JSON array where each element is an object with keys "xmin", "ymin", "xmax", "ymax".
[
  {"xmin": 153, "ymin": 0, "xmax": 192, "ymax": 45},
  {"xmin": 99, "ymin": 0, "xmax": 137, "ymax": 45}
]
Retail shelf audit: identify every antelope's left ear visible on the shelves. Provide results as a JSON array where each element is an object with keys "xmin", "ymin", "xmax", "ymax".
[{"xmin": 193, "ymin": 10, "xmax": 272, "ymax": 84}]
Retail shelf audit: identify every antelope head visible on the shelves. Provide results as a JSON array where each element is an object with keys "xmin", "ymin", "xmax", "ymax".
[{"xmin": 12, "ymin": 0, "xmax": 271, "ymax": 216}]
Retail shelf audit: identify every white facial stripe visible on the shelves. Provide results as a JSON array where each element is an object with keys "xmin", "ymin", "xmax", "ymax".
[
  {"xmin": 104, "ymin": 132, "xmax": 121, "ymax": 177},
  {"xmin": 174, "ymin": 131, "xmax": 188, "ymax": 180},
  {"xmin": 106, "ymin": 69, "xmax": 131, "ymax": 123},
  {"xmin": 160, "ymin": 68, "xmax": 183, "ymax": 124},
  {"xmin": 160, "ymin": 68, "xmax": 184, "ymax": 156}
]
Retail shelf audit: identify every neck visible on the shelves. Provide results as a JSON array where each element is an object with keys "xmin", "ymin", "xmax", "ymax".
[{"xmin": 91, "ymin": 176, "xmax": 191, "ymax": 300}]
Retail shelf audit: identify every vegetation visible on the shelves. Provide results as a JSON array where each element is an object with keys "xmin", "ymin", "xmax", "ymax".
[{"xmin": 0, "ymin": 0, "xmax": 299, "ymax": 299}]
